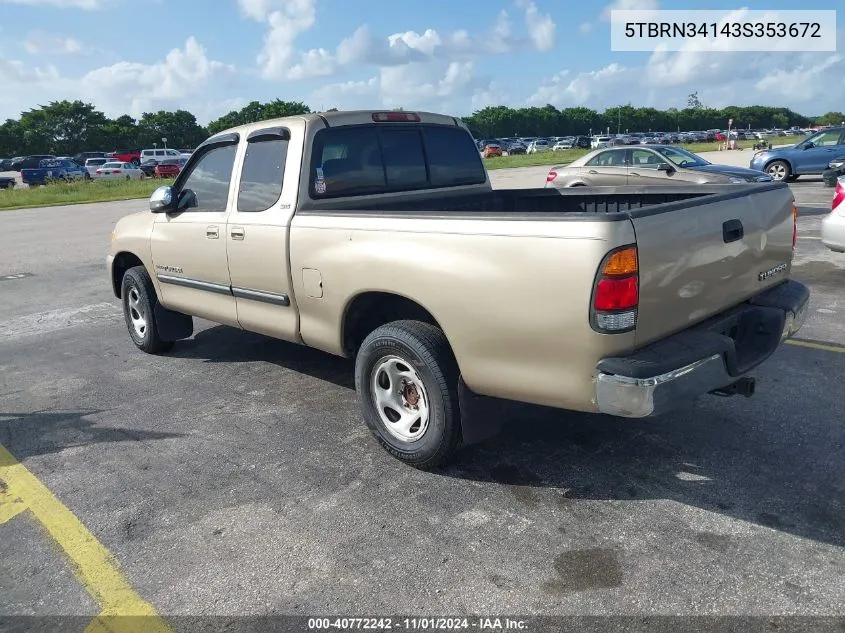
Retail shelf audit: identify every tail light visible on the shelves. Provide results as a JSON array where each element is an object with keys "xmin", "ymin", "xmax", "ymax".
[
  {"xmin": 372, "ymin": 111, "xmax": 420, "ymax": 122},
  {"xmin": 833, "ymin": 181, "xmax": 845, "ymax": 214},
  {"xmin": 591, "ymin": 245, "xmax": 638, "ymax": 333},
  {"xmin": 792, "ymin": 202, "xmax": 798, "ymax": 249},
  {"xmin": 546, "ymin": 170, "xmax": 557, "ymax": 183}
]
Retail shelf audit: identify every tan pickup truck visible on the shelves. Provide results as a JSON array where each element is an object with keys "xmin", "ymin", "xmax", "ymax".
[{"xmin": 108, "ymin": 109, "xmax": 810, "ymax": 468}]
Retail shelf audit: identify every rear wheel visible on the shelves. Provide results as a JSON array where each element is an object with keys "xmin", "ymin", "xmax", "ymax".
[
  {"xmin": 121, "ymin": 266, "xmax": 174, "ymax": 354},
  {"xmin": 766, "ymin": 160, "xmax": 791, "ymax": 182},
  {"xmin": 354, "ymin": 320, "xmax": 461, "ymax": 469}
]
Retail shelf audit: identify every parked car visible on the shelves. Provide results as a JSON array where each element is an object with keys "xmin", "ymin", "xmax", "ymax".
[
  {"xmin": 749, "ymin": 126, "xmax": 845, "ymax": 181},
  {"xmin": 94, "ymin": 162, "xmax": 145, "ymax": 180},
  {"xmin": 546, "ymin": 145, "xmax": 772, "ymax": 187},
  {"xmin": 74, "ymin": 151, "xmax": 109, "ymax": 166},
  {"xmin": 139, "ymin": 158, "xmax": 160, "ymax": 178},
  {"xmin": 821, "ymin": 175, "xmax": 845, "ymax": 253},
  {"xmin": 154, "ymin": 158, "xmax": 187, "ymax": 178},
  {"xmin": 526, "ymin": 140, "xmax": 551, "ymax": 154},
  {"xmin": 21, "ymin": 158, "xmax": 89, "ymax": 186},
  {"xmin": 591, "ymin": 136, "xmax": 612, "ymax": 149},
  {"xmin": 107, "ymin": 109, "xmax": 808, "ymax": 468},
  {"xmin": 85, "ymin": 158, "xmax": 110, "ymax": 177},
  {"xmin": 506, "ymin": 143, "xmax": 526, "ymax": 155},
  {"xmin": 108, "ymin": 149, "xmax": 143, "ymax": 166},
  {"xmin": 552, "ymin": 140, "xmax": 574, "ymax": 151},
  {"xmin": 0, "ymin": 158, "xmax": 13, "ymax": 171},
  {"xmin": 483, "ymin": 144, "xmax": 503, "ymax": 158},
  {"xmin": 11, "ymin": 155, "xmax": 56, "ymax": 171},
  {"xmin": 0, "ymin": 175, "xmax": 15, "ymax": 189},
  {"xmin": 573, "ymin": 136, "xmax": 591, "ymax": 149},
  {"xmin": 822, "ymin": 156, "xmax": 845, "ymax": 187}
]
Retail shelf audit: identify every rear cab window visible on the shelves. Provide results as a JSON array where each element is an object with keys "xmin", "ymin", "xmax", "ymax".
[{"xmin": 310, "ymin": 124, "xmax": 485, "ymax": 198}]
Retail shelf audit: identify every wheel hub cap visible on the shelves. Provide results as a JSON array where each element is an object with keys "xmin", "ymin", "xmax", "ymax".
[
  {"xmin": 127, "ymin": 286, "xmax": 147, "ymax": 338},
  {"xmin": 371, "ymin": 356, "xmax": 430, "ymax": 443}
]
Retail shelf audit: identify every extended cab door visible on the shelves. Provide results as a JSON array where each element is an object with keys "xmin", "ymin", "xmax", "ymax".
[
  {"xmin": 225, "ymin": 124, "xmax": 304, "ymax": 343},
  {"xmin": 150, "ymin": 136, "xmax": 240, "ymax": 327}
]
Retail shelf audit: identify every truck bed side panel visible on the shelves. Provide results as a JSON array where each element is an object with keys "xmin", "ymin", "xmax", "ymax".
[{"xmin": 289, "ymin": 214, "xmax": 637, "ymax": 412}]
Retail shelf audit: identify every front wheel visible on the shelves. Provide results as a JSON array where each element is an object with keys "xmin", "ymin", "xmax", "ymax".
[
  {"xmin": 354, "ymin": 320, "xmax": 461, "ymax": 470},
  {"xmin": 121, "ymin": 266, "xmax": 174, "ymax": 354},
  {"xmin": 766, "ymin": 160, "xmax": 791, "ymax": 182}
]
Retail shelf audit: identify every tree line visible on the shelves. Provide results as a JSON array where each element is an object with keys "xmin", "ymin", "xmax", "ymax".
[{"xmin": 1, "ymin": 98, "xmax": 843, "ymax": 157}]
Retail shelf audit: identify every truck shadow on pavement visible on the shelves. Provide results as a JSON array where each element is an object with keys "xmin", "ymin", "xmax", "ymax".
[
  {"xmin": 445, "ymin": 397, "xmax": 844, "ymax": 548},
  {"xmin": 0, "ymin": 410, "xmax": 184, "ymax": 460},
  {"xmin": 167, "ymin": 325, "xmax": 843, "ymax": 548}
]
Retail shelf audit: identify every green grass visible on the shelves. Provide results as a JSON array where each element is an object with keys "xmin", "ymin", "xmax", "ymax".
[
  {"xmin": 483, "ymin": 138, "xmax": 789, "ymax": 170},
  {"xmin": 0, "ymin": 177, "xmax": 175, "ymax": 211}
]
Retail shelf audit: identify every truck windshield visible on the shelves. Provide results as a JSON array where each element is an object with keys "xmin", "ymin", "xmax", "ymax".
[{"xmin": 311, "ymin": 124, "xmax": 485, "ymax": 198}]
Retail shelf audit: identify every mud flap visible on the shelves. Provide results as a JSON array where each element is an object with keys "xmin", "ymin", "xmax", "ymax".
[
  {"xmin": 154, "ymin": 304, "xmax": 193, "ymax": 341},
  {"xmin": 457, "ymin": 377, "xmax": 506, "ymax": 446}
]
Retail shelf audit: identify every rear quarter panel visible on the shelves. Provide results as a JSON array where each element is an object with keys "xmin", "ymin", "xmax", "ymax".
[{"xmin": 289, "ymin": 213, "xmax": 637, "ymax": 412}]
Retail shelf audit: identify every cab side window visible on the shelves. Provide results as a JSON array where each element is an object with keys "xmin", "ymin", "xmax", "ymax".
[
  {"xmin": 237, "ymin": 133, "xmax": 289, "ymax": 212},
  {"xmin": 178, "ymin": 144, "xmax": 237, "ymax": 212}
]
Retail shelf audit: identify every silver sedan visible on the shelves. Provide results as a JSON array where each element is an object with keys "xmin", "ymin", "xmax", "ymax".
[{"xmin": 821, "ymin": 175, "xmax": 845, "ymax": 253}]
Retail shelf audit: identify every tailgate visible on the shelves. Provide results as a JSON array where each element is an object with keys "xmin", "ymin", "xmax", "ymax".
[{"xmin": 631, "ymin": 183, "xmax": 795, "ymax": 346}]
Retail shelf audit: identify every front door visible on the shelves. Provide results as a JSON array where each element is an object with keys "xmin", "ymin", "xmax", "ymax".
[
  {"xmin": 626, "ymin": 148, "xmax": 676, "ymax": 184},
  {"xmin": 226, "ymin": 125, "xmax": 301, "ymax": 343},
  {"xmin": 797, "ymin": 129, "xmax": 845, "ymax": 174},
  {"xmin": 151, "ymin": 142, "xmax": 240, "ymax": 327}
]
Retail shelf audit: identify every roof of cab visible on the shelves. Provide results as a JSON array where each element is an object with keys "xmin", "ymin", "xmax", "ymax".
[{"xmin": 208, "ymin": 110, "xmax": 465, "ymax": 140}]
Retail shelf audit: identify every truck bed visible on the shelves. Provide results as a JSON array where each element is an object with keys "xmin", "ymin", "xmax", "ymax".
[{"xmin": 297, "ymin": 183, "xmax": 788, "ymax": 219}]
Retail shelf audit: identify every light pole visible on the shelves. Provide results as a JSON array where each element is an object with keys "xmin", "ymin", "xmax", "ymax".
[{"xmin": 162, "ymin": 137, "xmax": 168, "ymax": 150}]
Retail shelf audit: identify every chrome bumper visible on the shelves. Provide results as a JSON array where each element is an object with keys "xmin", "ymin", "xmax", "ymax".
[{"xmin": 595, "ymin": 280, "xmax": 810, "ymax": 418}]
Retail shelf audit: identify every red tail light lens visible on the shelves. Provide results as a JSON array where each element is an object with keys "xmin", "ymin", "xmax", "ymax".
[
  {"xmin": 591, "ymin": 245, "xmax": 639, "ymax": 333},
  {"xmin": 594, "ymin": 277, "xmax": 638, "ymax": 310},
  {"xmin": 546, "ymin": 170, "xmax": 557, "ymax": 183},
  {"xmin": 792, "ymin": 203, "xmax": 798, "ymax": 249},
  {"xmin": 833, "ymin": 182, "xmax": 845, "ymax": 212}
]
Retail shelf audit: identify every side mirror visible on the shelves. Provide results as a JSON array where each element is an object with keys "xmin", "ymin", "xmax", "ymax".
[
  {"xmin": 656, "ymin": 162, "xmax": 674, "ymax": 173},
  {"xmin": 802, "ymin": 141, "xmax": 814, "ymax": 150},
  {"xmin": 149, "ymin": 186, "xmax": 174, "ymax": 213}
]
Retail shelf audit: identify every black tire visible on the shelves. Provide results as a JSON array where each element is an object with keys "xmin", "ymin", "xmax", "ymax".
[
  {"xmin": 121, "ymin": 266, "xmax": 174, "ymax": 354},
  {"xmin": 765, "ymin": 160, "xmax": 791, "ymax": 182},
  {"xmin": 354, "ymin": 320, "xmax": 461, "ymax": 470}
]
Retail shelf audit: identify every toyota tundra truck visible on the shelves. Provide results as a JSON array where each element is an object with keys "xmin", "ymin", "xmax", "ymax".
[{"xmin": 107, "ymin": 110, "xmax": 810, "ymax": 468}]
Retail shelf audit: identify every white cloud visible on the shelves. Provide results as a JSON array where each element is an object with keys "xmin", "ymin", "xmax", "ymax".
[
  {"xmin": 600, "ymin": 0, "xmax": 660, "ymax": 21},
  {"xmin": 0, "ymin": 0, "xmax": 104, "ymax": 8},
  {"xmin": 517, "ymin": 0, "xmax": 556, "ymax": 51},
  {"xmin": 24, "ymin": 32, "xmax": 86, "ymax": 55}
]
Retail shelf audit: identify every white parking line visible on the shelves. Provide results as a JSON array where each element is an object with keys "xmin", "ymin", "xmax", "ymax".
[{"xmin": 0, "ymin": 303, "xmax": 120, "ymax": 342}]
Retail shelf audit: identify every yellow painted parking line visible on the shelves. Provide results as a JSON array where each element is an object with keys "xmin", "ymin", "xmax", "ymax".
[
  {"xmin": 0, "ymin": 443, "xmax": 174, "ymax": 633},
  {"xmin": 786, "ymin": 339, "xmax": 845, "ymax": 353}
]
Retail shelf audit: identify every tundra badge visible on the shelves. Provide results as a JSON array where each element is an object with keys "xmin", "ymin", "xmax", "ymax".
[{"xmin": 758, "ymin": 263, "xmax": 787, "ymax": 281}]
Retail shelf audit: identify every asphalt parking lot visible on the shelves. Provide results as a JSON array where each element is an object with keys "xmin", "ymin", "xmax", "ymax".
[{"xmin": 0, "ymin": 173, "xmax": 843, "ymax": 629}]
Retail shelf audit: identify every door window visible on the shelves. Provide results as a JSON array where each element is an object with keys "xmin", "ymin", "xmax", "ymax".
[
  {"xmin": 630, "ymin": 149, "xmax": 662, "ymax": 169},
  {"xmin": 177, "ymin": 144, "xmax": 237, "ymax": 212},
  {"xmin": 237, "ymin": 135, "xmax": 288, "ymax": 212},
  {"xmin": 809, "ymin": 130, "xmax": 843, "ymax": 147}
]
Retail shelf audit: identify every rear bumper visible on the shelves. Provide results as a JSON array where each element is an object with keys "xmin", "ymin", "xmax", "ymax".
[{"xmin": 595, "ymin": 280, "xmax": 810, "ymax": 418}]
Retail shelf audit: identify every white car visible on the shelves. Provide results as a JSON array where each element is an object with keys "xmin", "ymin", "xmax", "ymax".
[
  {"xmin": 527, "ymin": 140, "xmax": 551, "ymax": 154},
  {"xmin": 552, "ymin": 141, "xmax": 574, "ymax": 151},
  {"xmin": 84, "ymin": 158, "xmax": 109, "ymax": 177},
  {"xmin": 821, "ymin": 175, "xmax": 845, "ymax": 253},
  {"xmin": 94, "ymin": 162, "xmax": 145, "ymax": 180},
  {"xmin": 591, "ymin": 136, "xmax": 612, "ymax": 149}
]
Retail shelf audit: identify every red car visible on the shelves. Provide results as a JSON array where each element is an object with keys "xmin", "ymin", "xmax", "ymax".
[
  {"xmin": 108, "ymin": 149, "xmax": 142, "ymax": 165},
  {"xmin": 154, "ymin": 159, "xmax": 185, "ymax": 178}
]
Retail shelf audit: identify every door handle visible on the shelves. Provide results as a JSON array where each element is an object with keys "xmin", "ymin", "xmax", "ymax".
[
  {"xmin": 723, "ymin": 219, "xmax": 744, "ymax": 243},
  {"xmin": 588, "ymin": 169, "xmax": 598, "ymax": 174},
  {"xmin": 230, "ymin": 227, "xmax": 245, "ymax": 240},
  {"xmin": 206, "ymin": 226, "xmax": 219, "ymax": 239}
]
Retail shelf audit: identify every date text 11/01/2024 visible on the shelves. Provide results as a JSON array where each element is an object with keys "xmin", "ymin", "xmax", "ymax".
[{"xmin": 307, "ymin": 618, "xmax": 528, "ymax": 630}]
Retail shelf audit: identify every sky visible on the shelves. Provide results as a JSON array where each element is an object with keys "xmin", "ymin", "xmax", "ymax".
[{"xmin": 0, "ymin": 0, "xmax": 841, "ymax": 124}]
